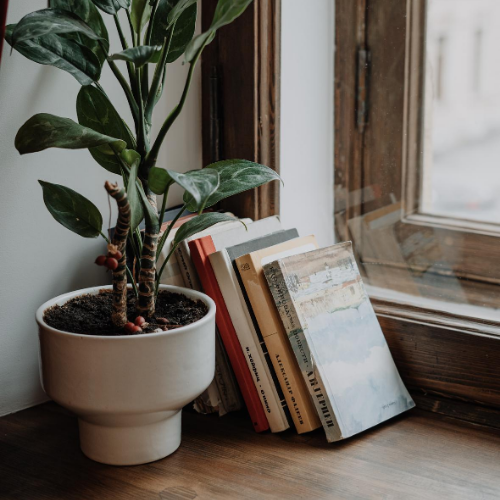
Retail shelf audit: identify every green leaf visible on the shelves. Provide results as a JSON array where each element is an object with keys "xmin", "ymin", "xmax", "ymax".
[
  {"xmin": 131, "ymin": 0, "xmax": 151, "ymax": 34},
  {"xmin": 185, "ymin": 0, "xmax": 252, "ymax": 62},
  {"xmin": 39, "ymin": 180, "xmax": 103, "ymax": 238},
  {"xmin": 108, "ymin": 45, "xmax": 162, "ymax": 67},
  {"xmin": 166, "ymin": 0, "xmax": 197, "ymax": 26},
  {"xmin": 5, "ymin": 25, "xmax": 101, "ymax": 85},
  {"xmin": 76, "ymin": 86, "xmax": 135, "ymax": 173},
  {"xmin": 149, "ymin": 167, "xmax": 220, "ymax": 213},
  {"xmin": 15, "ymin": 113, "xmax": 126, "ymax": 155},
  {"xmin": 184, "ymin": 160, "xmax": 281, "ymax": 212},
  {"xmin": 90, "ymin": 0, "xmax": 130, "ymax": 15},
  {"xmin": 180, "ymin": 169, "xmax": 220, "ymax": 213},
  {"xmin": 122, "ymin": 150, "xmax": 144, "ymax": 231},
  {"xmin": 173, "ymin": 212, "xmax": 240, "ymax": 246},
  {"xmin": 151, "ymin": 0, "xmax": 197, "ymax": 63},
  {"xmin": 12, "ymin": 8, "xmax": 109, "ymax": 53},
  {"xmin": 49, "ymin": 0, "xmax": 109, "ymax": 64}
]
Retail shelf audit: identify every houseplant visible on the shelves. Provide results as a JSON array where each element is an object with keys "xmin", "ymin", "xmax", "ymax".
[{"xmin": 6, "ymin": 0, "xmax": 280, "ymax": 465}]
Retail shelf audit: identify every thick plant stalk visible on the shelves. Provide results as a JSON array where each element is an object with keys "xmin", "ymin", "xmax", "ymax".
[
  {"xmin": 137, "ymin": 228, "xmax": 158, "ymax": 317},
  {"xmin": 104, "ymin": 181, "xmax": 131, "ymax": 327}
]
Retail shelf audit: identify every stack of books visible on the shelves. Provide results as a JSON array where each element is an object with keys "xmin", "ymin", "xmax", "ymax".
[{"xmin": 159, "ymin": 214, "xmax": 415, "ymax": 442}]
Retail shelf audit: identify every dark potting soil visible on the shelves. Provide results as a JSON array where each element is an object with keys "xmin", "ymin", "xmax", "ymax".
[{"xmin": 43, "ymin": 290, "xmax": 208, "ymax": 336}]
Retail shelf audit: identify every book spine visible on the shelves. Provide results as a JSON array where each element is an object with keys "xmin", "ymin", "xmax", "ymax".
[
  {"xmin": 173, "ymin": 240, "xmax": 242, "ymax": 418},
  {"xmin": 236, "ymin": 254, "xmax": 321, "ymax": 434},
  {"xmin": 264, "ymin": 261, "xmax": 342, "ymax": 442},
  {"xmin": 209, "ymin": 250, "xmax": 290, "ymax": 433},
  {"xmin": 188, "ymin": 238, "xmax": 270, "ymax": 433}
]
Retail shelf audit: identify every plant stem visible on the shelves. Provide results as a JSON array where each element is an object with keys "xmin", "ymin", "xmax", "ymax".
[
  {"xmin": 145, "ymin": 44, "xmax": 205, "ymax": 169},
  {"xmin": 126, "ymin": 10, "xmax": 136, "ymax": 47},
  {"xmin": 158, "ymin": 185, "xmax": 169, "ymax": 228},
  {"xmin": 107, "ymin": 58, "xmax": 139, "ymax": 128},
  {"xmin": 126, "ymin": 265, "xmax": 139, "ymax": 298},
  {"xmin": 136, "ymin": 67, "xmax": 148, "ymax": 155},
  {"xmin": 155, "ymin": 243, "xmax": 178, "ymax": 295},
  {"xmin": 145, "ymin": 26, "xmax": 175, "ymax": 123},
  {"xmin": 104, "ymin": 181, "xmax": 132, "ymax": 328},
  {"xmin": 100, "ymin": 231, "xmax": 110, "ymax": 243},
  {"xmin": 114, "ymin": 14, "xmax": 139, "ymax": 102},
  {"xmin": 156, "ymin": 202, "xmax": 186, "ymax": 260}
]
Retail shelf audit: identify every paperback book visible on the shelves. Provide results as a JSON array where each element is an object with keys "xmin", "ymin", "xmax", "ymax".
[{"xmin": 264, "ymin": 242, "xmax": 415, "ymax": 442}]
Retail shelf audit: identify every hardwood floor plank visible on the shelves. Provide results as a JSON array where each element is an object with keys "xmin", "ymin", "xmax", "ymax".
[{"xmin": 0, "ymin": 403, "xmax": 499, "ymax": 499}]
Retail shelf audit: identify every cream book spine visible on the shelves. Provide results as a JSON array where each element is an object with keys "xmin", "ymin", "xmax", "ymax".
[
  {"xmin": 236, "ymin": 249, "xmax": 322, "ymax": 433},
  {"xmin": 209, "ymin": 249, "xmax": 290, "ymax": 433}
]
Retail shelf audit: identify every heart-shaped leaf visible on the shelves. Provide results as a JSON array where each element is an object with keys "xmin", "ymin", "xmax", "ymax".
[
  {"xmin": 173, "ymin": 212, "xmax": 240, "ymax": 246},
  {"xmin": 90, "ymin": 0, "xmax": 130, "ymax": 16},
  {"xmin": 185, "ymin": 0, "xmax": 252, "ymax": 62},
  {"xmin": 184, "ymin": 160, "xmax": 281, "ymax": 212},
  {"xmin": 121, "ymin": 150, "xmax": 144, "ymax": 231},
  {"xmin": 151, "ymin": 0, "xmax": 197, "ymax": 63},
  {"xmin": 5, "ymin": 25, "xmax": 101, "ymax": 85},
  {"xmin": 108, "ymin": 45, "xmax": 162, "ymax": 67},
  {"xmin": 131, "ymin": 0, "xmax": 151, "ymax": 34},
  {"xmin": 39, "ymin": 180, "xmax": 103, "ymax": 238},
  {"xmin": 12, "ymin": 8, "xmax": 109, "ymax": 53},
  {"xmin": 49, "ymin": 0, "xmax": 109, "ymax": 64},
  {"xmin": 15, "ymin": 113, "xmax": 126, "ymax": 155},
  {"xmin": 76, "ymin": 86, "xmax": 135, "ymax": 173}
]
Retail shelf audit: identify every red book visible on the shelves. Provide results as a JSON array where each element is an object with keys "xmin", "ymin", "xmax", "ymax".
[{"xmin": 189, "ymin": 237, "xmax": 269, "ymax": 433}]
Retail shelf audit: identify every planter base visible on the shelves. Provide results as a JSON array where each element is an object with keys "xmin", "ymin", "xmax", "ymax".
[{"xmin": 78, "ymin": 410, "xmax": 182, "ymax": 466}]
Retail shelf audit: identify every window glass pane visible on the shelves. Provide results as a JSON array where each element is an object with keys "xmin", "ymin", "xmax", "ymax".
[{"xmin": 422, "ymin": 0, "xmax": 500, "ymax": 224}]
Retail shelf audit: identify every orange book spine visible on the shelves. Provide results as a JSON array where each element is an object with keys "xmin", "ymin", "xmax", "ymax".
[{"xmin": 236, "ymin": 253, "xmax": 322, "ymax": 433}]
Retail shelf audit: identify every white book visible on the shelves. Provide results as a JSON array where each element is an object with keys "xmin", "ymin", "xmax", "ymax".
[{"xmin": 210, "ymin": 248, "xmax": 290, "ymax": 433}]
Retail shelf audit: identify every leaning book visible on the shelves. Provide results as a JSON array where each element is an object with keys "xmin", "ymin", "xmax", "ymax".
[{"xmin": 263, "ymin": 242, "xmax": 415, "ymax": 442}]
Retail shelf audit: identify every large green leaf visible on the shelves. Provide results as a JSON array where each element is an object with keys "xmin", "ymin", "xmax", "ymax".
[
  {"xmin": 12, "ymin": 9, "xmax": 109, "ymax": 53},
  {"xmin": 15, "ymin": 114, "xmax": 126, "ymax": 155},
  {"xmin": 5, "ymin": 25, "xmax": 101, "ymax": 85},
  {"xmin": 76, "ymin": 86, "xmax": 135, "ymax": 173},
  {"xmin": 131, "ymin": 0, "xmax": 151, "ymax": 34},
  {"xmin": 167, "ymin": 0, "xmax": 197, "ymax": 26},
  {"xmin": 185, "ymin": 0, "xmax": 252, "ymax": 62},
  {"xmin": 184, "ymin": 160, "xmax": 281, "ymax": 212},
  {"xmin": 151, "ymin": 0, "xmax": 197, "ymax": 63},
  {"xmin": 108, "ymin": 45, "xmax": 162, "ymax": 67},
  {"xmin": 173, "ymin": 212, "xmax": 240, "ymax": 246},
  {"xmin": 39, "ymin": 180, "xmax": 103, "ymax": 238},
  {"xmin": 122, "ymin": 150, "xmax": 144, "ymax": 231},
  {"xmin": 149, "ymin": 167, "xmax": 220, "ymax": 213},
  {"xmin": 90, "ymin": 0, "xmax": 130, "ymax": 16},
  {"xmin": 49, "ymin": 0, "xmax": 109, "ymax": 64}
]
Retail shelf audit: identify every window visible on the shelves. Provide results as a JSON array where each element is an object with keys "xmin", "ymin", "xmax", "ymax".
[{"xmin": 335, "ymin": 0, "xmax": 500, "ymax": 416}]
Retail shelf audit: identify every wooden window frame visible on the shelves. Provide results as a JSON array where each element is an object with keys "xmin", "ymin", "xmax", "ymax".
[
  {"xmin": 335, "ymin": 0, "xmax": 500, "ymax": 425},
  {"xmin": 201, "ymin": 0, "xmax": 281, "ymax": 221},
  {"xmin": 201, "ymin": 0, "xmax": 500, "ymax": 426}
]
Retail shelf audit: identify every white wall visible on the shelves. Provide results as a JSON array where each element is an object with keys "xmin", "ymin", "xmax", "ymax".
[
  {"xmin": 0, "ymin": 2, "xmax": 201, "ymax": 416},
  {"xmin": 280, "ymin": 0, "xmax": 335, "ymax": 248}
]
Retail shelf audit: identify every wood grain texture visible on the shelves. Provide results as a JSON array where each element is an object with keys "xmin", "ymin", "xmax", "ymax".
[
  {"xmin": 201, "ymin": 0, "xmax": 281, "ymax": 220},
  {"xmin": 1, "ymin": 403, "xmax": 500, "ymax": 499}
]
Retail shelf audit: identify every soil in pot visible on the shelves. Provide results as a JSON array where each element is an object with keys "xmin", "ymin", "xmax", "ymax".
[{"xmin": 43, "ymin": 290, "xmax": 208, "ymax": 336}]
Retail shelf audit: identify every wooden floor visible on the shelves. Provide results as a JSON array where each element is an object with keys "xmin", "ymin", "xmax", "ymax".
[{"xmin": 1, "ymin": 403, "xmax": 499, "ymax": 499}]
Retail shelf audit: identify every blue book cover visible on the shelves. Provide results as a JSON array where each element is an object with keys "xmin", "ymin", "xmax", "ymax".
[{"xmin": 264, "ymin": 241, "xmax": 415, "ymax": 442}]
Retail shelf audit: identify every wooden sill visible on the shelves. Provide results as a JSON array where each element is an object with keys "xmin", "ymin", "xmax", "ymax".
[{"xmin": 1, "ymin": 403, "xmax": 500, "ymax": 499}]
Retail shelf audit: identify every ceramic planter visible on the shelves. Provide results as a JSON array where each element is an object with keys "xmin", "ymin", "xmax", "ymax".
[{"xmin": 36, "ymin": 285, "xmax": 216, "ymax": 466}]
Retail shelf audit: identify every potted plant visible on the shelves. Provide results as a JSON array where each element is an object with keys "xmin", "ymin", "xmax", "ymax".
[{"xmin": 6, "ymin": 0, "xmax": 280, "ymax": 465}]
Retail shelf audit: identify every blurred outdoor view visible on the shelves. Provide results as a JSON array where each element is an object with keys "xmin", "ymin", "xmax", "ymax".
[{"xmin": 422, "ymin": 0, "xmax": 500, "ymax": 224}]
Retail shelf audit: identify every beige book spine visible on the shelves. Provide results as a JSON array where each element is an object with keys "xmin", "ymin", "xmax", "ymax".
[{"xmin": 236, "ymin": 253, "xmax": 321, "ymax": 433}]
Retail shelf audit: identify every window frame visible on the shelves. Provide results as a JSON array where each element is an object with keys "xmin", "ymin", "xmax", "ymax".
[{"xmin": 334, "ymin": 0, "xmax": 500, "ymax": 421}]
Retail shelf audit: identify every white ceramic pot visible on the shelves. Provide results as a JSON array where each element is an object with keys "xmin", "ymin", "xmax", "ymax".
[{"xmin": 36, "ymin": 285, "xmax": 216, "ymax": 466}]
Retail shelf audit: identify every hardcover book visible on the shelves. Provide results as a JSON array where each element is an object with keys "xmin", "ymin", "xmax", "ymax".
[
  {"xmin": 232, "ymin": 234, "xmax": 322, "ymax": 434},
  {"xmin": 187, "ymin": 216, "xmax": 284, "ymax": 432},
  {"xmin": 264, "ymin": 242, "xmax": 415, "ymax": 442}
]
